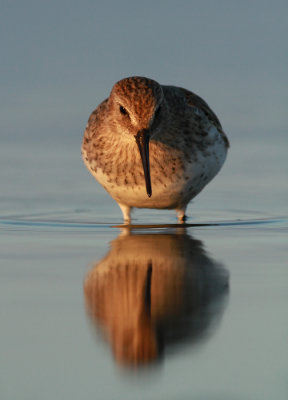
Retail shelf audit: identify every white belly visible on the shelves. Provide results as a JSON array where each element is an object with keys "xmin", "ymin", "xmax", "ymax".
[{"xmin": 85, "ymin": 141, "xmax": 227, "ymax": 210}]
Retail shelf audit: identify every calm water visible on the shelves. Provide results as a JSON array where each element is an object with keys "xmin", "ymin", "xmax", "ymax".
[{"xmin": 1, "ymin": 133, "xmax": 288, "ymax": 400}]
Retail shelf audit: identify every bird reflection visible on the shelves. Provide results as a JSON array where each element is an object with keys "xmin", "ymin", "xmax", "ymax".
[{"xmin": 84, "ymin": 230, "xmax": 228, "ymax": 367}]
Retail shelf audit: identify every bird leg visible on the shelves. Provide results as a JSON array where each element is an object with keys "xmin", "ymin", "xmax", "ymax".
[
  {"xmin": 118, "ymin": 203, "xmax": 132, "ymax": 224},
  {"xmin": 176, "ymin": 207, "xmax": 187, "ymax": 224}
]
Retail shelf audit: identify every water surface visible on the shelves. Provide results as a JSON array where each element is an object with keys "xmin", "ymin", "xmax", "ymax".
[{"xmin": 1, "ymin": 137, "xmax": 287, "ymax": 400}]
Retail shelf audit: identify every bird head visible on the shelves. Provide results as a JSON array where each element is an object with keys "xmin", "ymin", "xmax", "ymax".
[{"xmin": 108, "ymin": 76, "xmax": 165, "ymax": 197}]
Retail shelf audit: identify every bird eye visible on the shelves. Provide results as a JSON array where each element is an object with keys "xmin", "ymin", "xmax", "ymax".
[{"xmin": 119, "ymin": 105, "xmax": 128, "ymax": 115}]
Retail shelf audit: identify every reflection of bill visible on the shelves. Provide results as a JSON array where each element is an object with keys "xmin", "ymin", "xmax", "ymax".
[{"xmin": 84, "ymin": 231, "xmax": 229, "ymax": 367}]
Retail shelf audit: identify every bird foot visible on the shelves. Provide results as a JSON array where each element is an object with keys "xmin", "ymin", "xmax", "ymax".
[{"xmin": 178, "ymin": 214, "xmax": 187, "ymax": 224}]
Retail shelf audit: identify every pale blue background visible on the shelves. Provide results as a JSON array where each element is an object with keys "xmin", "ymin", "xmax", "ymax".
[
  {"xmin": 1, "ymin": 0, "xmax": 287, "ymax": 143},
  {"xmin": 1, "ymin": 0, "xmax": 287, "ymax": 217},
  {"xmin": 1, "ymin": 2, "xmax": 288, "ymax": 400}
]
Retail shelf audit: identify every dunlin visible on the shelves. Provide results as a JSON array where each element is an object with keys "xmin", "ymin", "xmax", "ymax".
[{"xmin": 82, "ymin": 76, "xmax": 229, "ymax": 223}]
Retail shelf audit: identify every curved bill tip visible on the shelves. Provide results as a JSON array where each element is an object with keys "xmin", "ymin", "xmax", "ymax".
[{"xmin": 135, "ymin": 130, "xmax": 152, "ymax": 197}]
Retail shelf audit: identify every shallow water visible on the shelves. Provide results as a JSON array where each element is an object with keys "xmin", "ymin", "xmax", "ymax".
[{"xmin": 1, "ymin": 136, "xmax": 288, "ymax": 400}]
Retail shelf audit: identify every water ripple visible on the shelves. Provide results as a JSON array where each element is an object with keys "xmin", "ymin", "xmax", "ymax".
[{"xmin": 1, "ymin": 212, "xmax": 287, "ymax": 231}]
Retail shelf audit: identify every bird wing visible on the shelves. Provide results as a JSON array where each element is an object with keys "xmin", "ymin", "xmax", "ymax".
[
  {"xmin": 179, "ymin": 87, "xmax": 229, "ymax": 147},
  {"xmin": 179, "ymin": 87, "xmax": 222, "ymax": 128}
]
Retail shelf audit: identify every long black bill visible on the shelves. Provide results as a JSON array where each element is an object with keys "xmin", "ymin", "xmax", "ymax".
[{"xmin": 135, "ymin": 129, "xmax": 152, "ymax": 197}]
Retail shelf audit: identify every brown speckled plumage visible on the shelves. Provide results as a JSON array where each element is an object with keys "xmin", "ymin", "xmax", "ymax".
[{"xmin": 82, "ymin": 76, "xmax": 229, "ymax": 223}]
